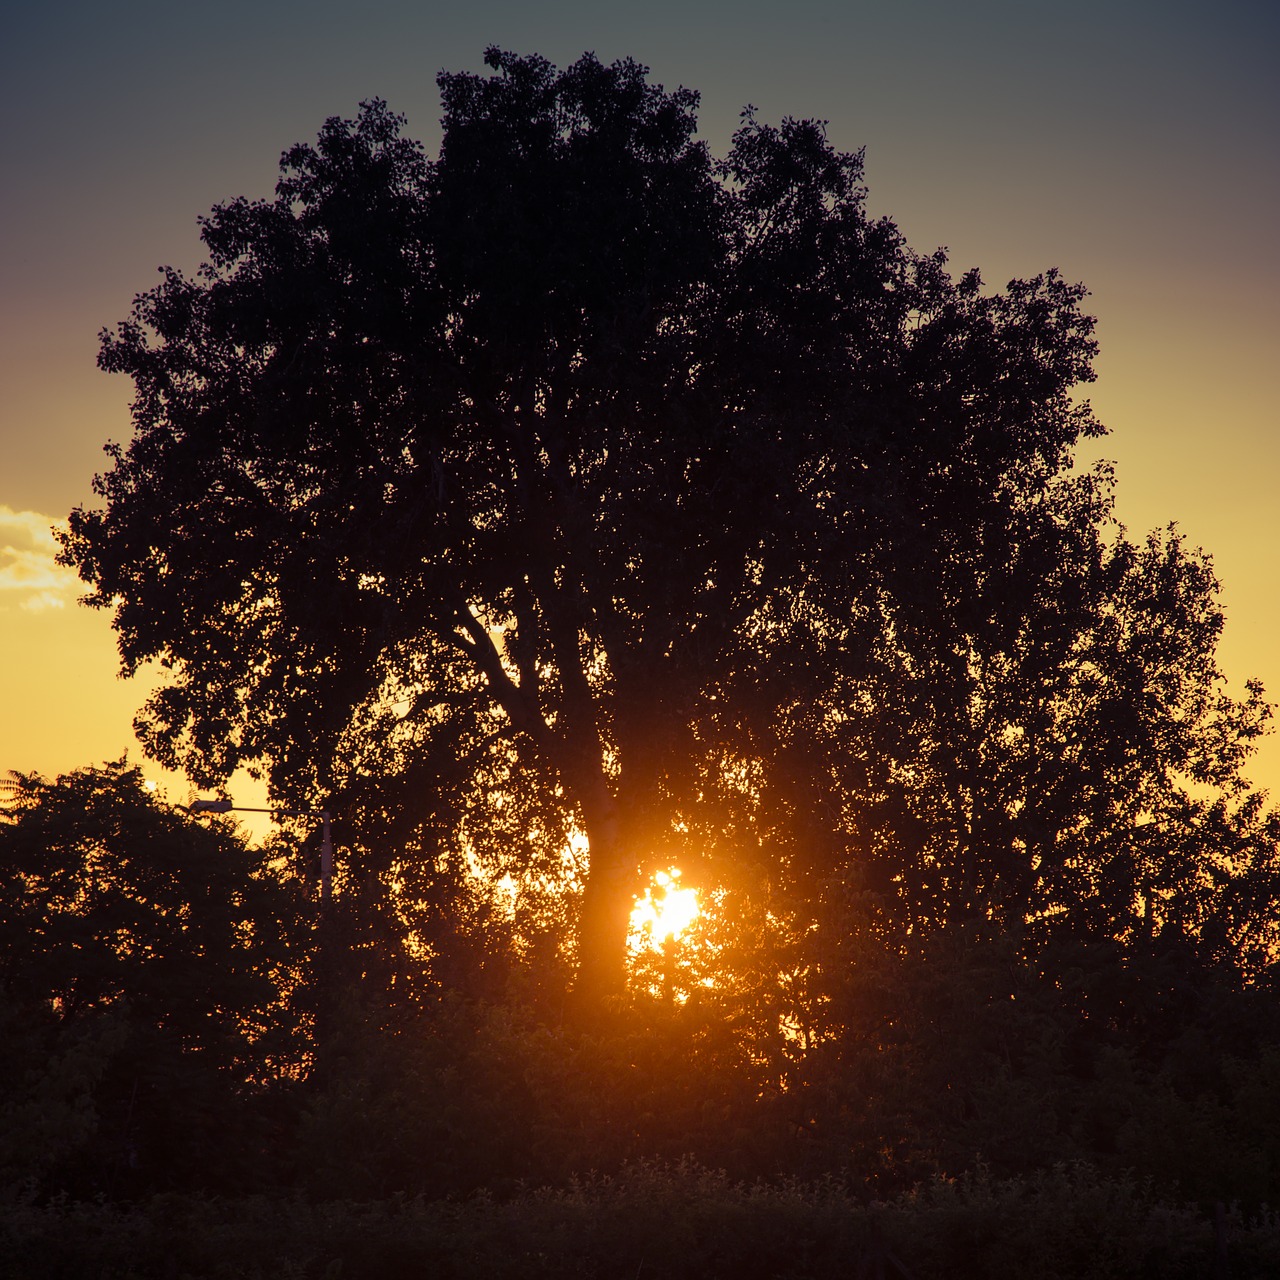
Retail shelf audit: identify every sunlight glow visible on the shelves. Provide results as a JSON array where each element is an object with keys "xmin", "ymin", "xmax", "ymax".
[{"xmin": 630, "ymin": 868, "xmax": 700, "ymax": 947}]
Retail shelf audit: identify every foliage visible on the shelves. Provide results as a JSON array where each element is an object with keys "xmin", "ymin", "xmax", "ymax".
[
  {"xmin": 0, "ymin": 763, "xmax": 305, "ymax": 1195},
  {"xmin": 5, "ymin": 1160, "xmax": 1278, "ymax": 1279},
  {"xmin": 6, "ymin": 773, "xmax": 1280, "ymax": 1237},
  {"xmin": 30, "ymin": 44, "xmax": 1280, "ymax": 1253},
  {"xmin": 59, "ymin": 47, "xmax": 1275, "ymax": 1004}
]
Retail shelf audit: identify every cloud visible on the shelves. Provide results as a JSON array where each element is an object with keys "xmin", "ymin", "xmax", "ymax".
[{"xmin": 0, "ymin": 506, "xmax": 83, "ymax": 611}]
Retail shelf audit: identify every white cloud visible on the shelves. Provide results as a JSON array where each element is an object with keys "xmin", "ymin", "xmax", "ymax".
[{"xmin": 0, "ymin": 506, "xmax": 83, "ymax": 612}]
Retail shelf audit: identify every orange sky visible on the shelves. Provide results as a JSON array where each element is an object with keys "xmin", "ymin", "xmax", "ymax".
[{"xmin": 2, "ymin": 0, "xmax": 1276, "ymax": 807}]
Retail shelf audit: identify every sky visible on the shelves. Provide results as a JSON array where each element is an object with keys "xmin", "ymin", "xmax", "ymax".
[{"xmin": 2, "ymin": 0, "xmax": 1277, "ymax": 810}]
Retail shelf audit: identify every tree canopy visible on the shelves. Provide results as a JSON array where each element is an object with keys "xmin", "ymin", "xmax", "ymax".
[
  {"xmin": 63, "ymin": 48, "xmax": 1276, "ymax": 1009},
  {"xmin": 0, "ymin": 762, "xmax": 302, "ymax": 1193}
]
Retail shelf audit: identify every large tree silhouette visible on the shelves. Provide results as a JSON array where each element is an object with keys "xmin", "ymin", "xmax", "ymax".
[{"xmin": 63, "ymin": 49, "xmax": 1273, "ymax": 1008}]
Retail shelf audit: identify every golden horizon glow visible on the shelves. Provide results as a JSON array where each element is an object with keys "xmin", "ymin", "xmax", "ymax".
[{"xmin": 629, "ymin": 867, "xmax": 700, "ymax": 949}]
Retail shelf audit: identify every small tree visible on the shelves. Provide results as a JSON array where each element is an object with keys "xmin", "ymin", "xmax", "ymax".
[{"xmin": 0, "ymin": 762, "xmax": 303, "ymax": 1191}]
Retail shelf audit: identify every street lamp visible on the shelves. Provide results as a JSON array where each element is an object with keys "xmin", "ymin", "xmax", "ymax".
[{"xmin": 189, "ymin": 798, "xmax": 333, "ymax": 904}]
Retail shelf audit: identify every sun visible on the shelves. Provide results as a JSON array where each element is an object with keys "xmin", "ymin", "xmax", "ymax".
[{"xmin": 629, "ymin": 868, "xmax": 699, "ymax": 948}]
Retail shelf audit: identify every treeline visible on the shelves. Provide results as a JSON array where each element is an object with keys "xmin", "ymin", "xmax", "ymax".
[{"xmin": 5, "ymin": 763, "xmax": 1280, "ymax": 1275}]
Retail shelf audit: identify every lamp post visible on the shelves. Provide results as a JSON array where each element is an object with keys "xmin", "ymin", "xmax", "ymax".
[{"xmin": 188, "ymin": 799, "xmax": 333, "ymax": 905}]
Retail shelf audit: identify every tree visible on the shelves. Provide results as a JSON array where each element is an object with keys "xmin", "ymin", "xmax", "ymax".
[
  {"xmin": 0, "ymin": 762, "xmax": 304, "ymax": 1191},
  {"xmin": 62, "ymin": 48, "xmax": 1273, "ymax": 1009}
]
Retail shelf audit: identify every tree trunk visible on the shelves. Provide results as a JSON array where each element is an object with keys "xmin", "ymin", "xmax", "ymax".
[{"xmin": 571, "ymin": 783, "xmax": 637, "ymax": 1015}]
